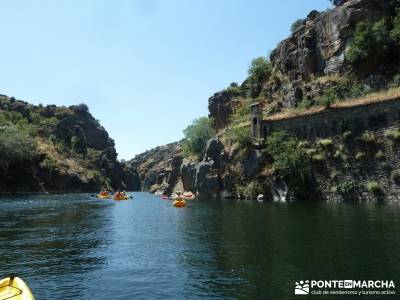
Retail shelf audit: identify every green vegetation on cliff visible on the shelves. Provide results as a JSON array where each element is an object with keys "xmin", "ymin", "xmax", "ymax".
[
  {"xmin": 182, "ymin": 117, "xmax": 215, "ymax": 159},
  {"xmin": 0, "ymin": 127, "xmax": 39, "ymax": 169},
  {"xmin": 347, "ymin": 17, "xmax": 396, "ymax": 64},
  {"xmin": 129, "ymin": 0, "xmax": 400, "ymax": 202},
  {"xmin": 0, "ymin": 95, "xmax": 130, "ymax": 193},
  {"xmin": 246, "ymin": 57, "xmax": 272, "ymax": 98},
  {"xmin": 226, "ymin": 126, "xmax": 254, "ymax": 148},
  {"xmin": 264, "ymin": 131, "xmax": 312, "ymax": 197}
]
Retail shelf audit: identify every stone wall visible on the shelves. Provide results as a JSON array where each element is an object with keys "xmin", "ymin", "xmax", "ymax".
[{"xmin": 260, "ymin": 98, "xmax": 400, "ymax": 140}]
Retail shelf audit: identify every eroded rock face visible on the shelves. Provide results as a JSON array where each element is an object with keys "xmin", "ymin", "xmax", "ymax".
[
  {"xmin": 126, "ymin": 142, "xmax": 183, "ymax": 194},
  {"xmin": 207, "ymin": 0, "xmax": 396, "ymax": 118},
  {"xmin": 208, "ymin": 90, "xmax": 238, "ymax": 131},
  {"xmin": 271, "ymin": 0, "xmax": 392, "ymax": 80},
  {"xmin": 123, "ymin": 0, "xmax": 400, "ymax": 202},
  {"xmin": 195, "ymin": 160, "xmax": 221, "ymax": 197},
  {"xmin": 181, "ymin": 159, "xmax": 197, "ymax": 192},
  {"xmin": 127, "ymin": 138, "xmax": 227, "ymax": 197},
  {"xmin": 240, "ymin": 150, "xmax": 262, "ymax": 178},
  {"xmin": 203, "ymin": 138, "xmax": 225, "ymax": 166},
  {"xmin": 282, "ymin": 83, "xmax": 304, "ymax": 108},
  {"xmin": 54, "ymin": 109, "xmax": 115, "ymax": 151},
  {"xmin": 122, "ymin": 168, "xmax": 141, "ymax": 191},
  {"xmin": 271, "ymin": 180, "xmax": 290, "ymax": 202}
]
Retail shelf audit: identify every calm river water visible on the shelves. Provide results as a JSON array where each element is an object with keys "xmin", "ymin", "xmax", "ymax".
[{"xmin": 0, "ymin": 193, "xmax": 400, "ymax": 299}]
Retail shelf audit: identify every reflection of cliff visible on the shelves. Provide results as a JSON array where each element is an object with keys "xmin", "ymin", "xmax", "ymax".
[
  {"xmin": 176, "ymin": 201, "xmax": 400, "ymax": 298},
  {"xmin": 0, "ymin": 195, "xmax": 112, "ymax": 298}
]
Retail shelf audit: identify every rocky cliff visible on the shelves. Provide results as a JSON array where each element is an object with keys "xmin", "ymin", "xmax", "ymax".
[
  {"xmin": 209, "ymin": 0, "xmax": 400, "ymax": 128},
  {"xmin": 126, "ymin": 0, "xmax": 400, "ymax": 202},
  {"xmin": 0, "ymin": 95, "xmax": 140, "ymax": 194},
  {"xmin": 126, "ymin": 136, "xmax": 265, "ymax": 199},
  {"xmin": 126, "ymin": 142, "xmax": 182, "ymax": 193}
]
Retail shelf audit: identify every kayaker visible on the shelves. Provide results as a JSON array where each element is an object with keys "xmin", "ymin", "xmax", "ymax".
[{"xmin": 175, "ymin": 191, "xmax": 183, "ymax": 201}]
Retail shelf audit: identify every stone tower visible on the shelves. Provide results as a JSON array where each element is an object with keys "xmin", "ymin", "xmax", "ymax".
[{"xmin": 250, "ymin": 102, "xmax": 262, "ymax": 139}]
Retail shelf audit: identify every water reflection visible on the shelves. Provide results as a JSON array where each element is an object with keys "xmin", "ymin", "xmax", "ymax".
[
  {"xmin": 1, "ymin": 195, "xmax": 400, "ymax": 299},
  {"xmin": 178, "ymin": 200, "xmax": 400, "ymax": 299},
  {"xmin": 0, "ymin": 194, "xmax": 113, "ymax": 299}
]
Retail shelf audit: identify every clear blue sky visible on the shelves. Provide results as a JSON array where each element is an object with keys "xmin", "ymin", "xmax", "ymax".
[{"xmin": 0, "ymin": 0, "xmax": 331, "ymax": 159}]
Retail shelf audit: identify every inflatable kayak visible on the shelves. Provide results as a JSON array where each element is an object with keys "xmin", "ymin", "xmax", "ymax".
[
  {"xmin": 173, "ymin": 200, "xmax": 187, "ymax": 207},
  {"xmin": 182, "ymin": 193, "xmax": 195, "ymax": 200},
  {"xmin": 172, "ymin": 192, "xmax": 195, "ymax": 201},
  {"xmin": 97, "ymin": 194, "xmax": 110, "ymax": 199},
  {"xmin": 113, "ymin": 196, "xmax": 129, "ymax": 200},
  {"xmin": 0, "ymin": 275, "xmax": 35, "ymax": 300}
]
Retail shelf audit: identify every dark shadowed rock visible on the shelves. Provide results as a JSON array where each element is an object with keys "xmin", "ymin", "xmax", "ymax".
[
  {"xmin": 203, "ymin": 138, "xmax": 224, "ymax": 162},
  {"xmin": 271, "ymin": 179, "xmax": 291, "ymax": 202},
  {"xmin": 181, "ymin": 159, "xmax": 197, "ymax": 192},
  {"xmin": 165, "ymin": 155, "xmax": 183, "ymax": 194},
  {"xmin": 0, "ymin": 95, "xmax": 127, "ymax": 193},
  {"xmin": 122, "ymin": 168, "xmax": 141, "ymax": 191},
  {"xmin": 240, "ymin": 150, "xmax": 262, "ymax": 178}
]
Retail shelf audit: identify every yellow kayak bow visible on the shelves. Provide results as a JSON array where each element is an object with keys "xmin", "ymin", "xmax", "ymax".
[{"xmin": 0, "ymin": 275, "xmax": 35, "ymax": 300}]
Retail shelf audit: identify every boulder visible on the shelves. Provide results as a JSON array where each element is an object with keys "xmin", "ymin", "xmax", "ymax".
[
  {"xmin": 181, "ymin": 159, "xmax": 197, "ymax": 192},
  {"xmin": 203, "ymin": 138, "xmax": 224, "ymax": 162},
  {"xmin": 271, "ymin": 179, "xmax": 292, "ymax": 202},
  {"xmin": 282, "ymin": 83, "xmax": 304, "ymax": 108},
  {"xmin": 165, "ymin": 155, "xmax": 183, "ymax": 194},
  {"xmin": 271, "ymin": 180, "xmax": 287, "ymax": 202},
  {"xmin": 240, "ymin": 150, "xmax": 262, "ymax": 178},
  {"xmin": 195, "ymin": 161, "xmax": 222, "ymax": 196}
]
